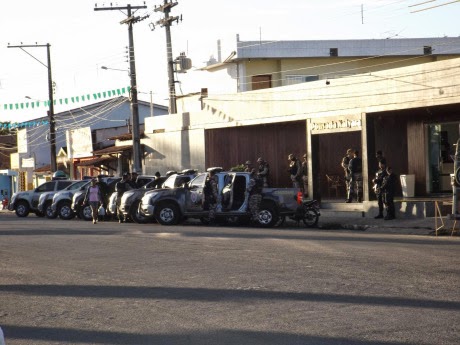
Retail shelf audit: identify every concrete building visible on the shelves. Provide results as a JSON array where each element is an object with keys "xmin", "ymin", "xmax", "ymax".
[
  {"xmin": 10, "ymin": 97, "xmax": 168, "ymax": 190},
  {"xmin": 141, "ymin": 38, "xmax": 460, "ymax": 217}
]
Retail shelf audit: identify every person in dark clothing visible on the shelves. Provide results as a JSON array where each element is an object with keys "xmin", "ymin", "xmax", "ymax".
[
  {"xmin": 288, "ymin": 153, "xmax": 302, "ymax": 188},
  {"xmin": 301, "ymin": 154, "xmax": 308, "ymax": 197},
  {"xmin": 347, "ymin": 150, "xmax": 363, "ymax": 203},
  {"xmin": 381, "ymin": 166, "xmax": 397, "ymax": 220},
  {"xmin": 202, "ymin": 169, "xmax": 219, "ymax": 224},
  {"xmin": 247, "ymin": 168, "xmax": 263, "ymax": 224},
  {"xmin": 376, "ymin": 150, "xmax": 387, "ymax": 166},
  {"xmin": 151, "ymin": 171, "xmax": 166, "ymax": 189},
  {"xmin": 341, "ymin": 148, "xmax": 353, "ymax": 201},
  {"xmin": 128, "ymin": 172, "xmax": 140, "ymax": 189},
  {"xmin": 372, "ymin": 161, "xmax": 388, "ymax": 219},
  {"xmin": 115, "ymin": 173, "xmax": 131, "ymax": 223},
  {"xmin": 257, "ymin": 157, "xmax": 270, "ymax": 187},
  {"xmin": 96, "ymin": 175, "xmax": 109, "ymax": 208}
]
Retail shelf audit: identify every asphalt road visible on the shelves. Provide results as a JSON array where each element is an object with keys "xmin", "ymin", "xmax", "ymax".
[{"xmin": 0, "ymin": 213, "xmax": 459, "ymax": 345}]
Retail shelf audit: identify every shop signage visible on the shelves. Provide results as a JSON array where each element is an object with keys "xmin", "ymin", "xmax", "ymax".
[{"xmin": 310, "ymin": 116, "xmax": 362, "ymax": 134}]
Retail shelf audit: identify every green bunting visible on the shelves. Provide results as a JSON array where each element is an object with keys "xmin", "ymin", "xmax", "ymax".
[{"xmin": 1, "ymin": 86, "xmax": 129, "ymax": 112}]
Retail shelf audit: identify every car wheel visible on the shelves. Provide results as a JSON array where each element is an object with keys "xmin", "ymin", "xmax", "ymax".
[
  {"xmin": 15, "ymin": 201, "xmax": 30, "ymax": 217},
  {"xmin": 257, "ymin": 203, "xmax": 279, "ymax": 228},
  {"xmin": 154, "ymin": 202, "xmax": 180, "ymax": 225},
  {"xmin": 58, "ymin": 201, "xmax": 75, "ymax": 220},
  {"xmin": 45, "ymin": 202, "xmax": 57, "ymax": 219},
  {"xmin": 130, "ymin": 201, "xmax": 151, "ymax": 224},
  {"xmin": 79, "ymin": 205, "xmax": 93, "ymax": 221},
  {"xmin": 302, "ymin": 208, "xmax": 319, "ymax": 228}
]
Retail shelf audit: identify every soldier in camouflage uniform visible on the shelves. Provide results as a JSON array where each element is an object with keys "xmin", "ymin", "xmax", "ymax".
[
  {"xmin": 347, "ymin": 150, "xmax": 363, "ymax": 203},
  {"xmin": 257, "ymin": 157, "xmax": 270, "ymax": 187},
  {"xmin": 203, "ymin": 169, "xmax": 219, "ymax": 224},
  {"xmin": 342, "ymin": 148, "xmax": 353, "ymax": 201},
  {"xmin": 247, "ymin": 169, "xmax": 263, "ymax": 224}
]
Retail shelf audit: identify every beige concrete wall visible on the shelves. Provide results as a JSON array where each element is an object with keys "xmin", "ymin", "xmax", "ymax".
[{"xmin": 142, "ymin": 57, "xmax": 460, "ymax": 174}]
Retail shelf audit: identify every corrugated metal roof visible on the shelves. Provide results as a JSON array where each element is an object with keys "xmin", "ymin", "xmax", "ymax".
[{"xmin": 236, "ymin": 37, "xmax": 460, "ymax": 59}]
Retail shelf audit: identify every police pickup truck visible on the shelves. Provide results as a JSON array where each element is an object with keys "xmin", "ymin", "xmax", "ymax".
[
  {"xmin": 140, "ymin": 170, "xmax": 307, "ymax": 227},
  {"xmin": 8, "ymin": 180, "xmax": 76, "ymax": 217}
]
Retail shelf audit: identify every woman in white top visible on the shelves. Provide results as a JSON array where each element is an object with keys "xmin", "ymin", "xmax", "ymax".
[{"xmin": 84, "ymin": 178, "xmax": 103, "ymax": 224}]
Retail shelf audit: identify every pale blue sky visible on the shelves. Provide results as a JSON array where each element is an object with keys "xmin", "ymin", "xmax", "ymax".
[{"xmin": 0, "ymin": 0, "xmax": 458, "ymax": 122}]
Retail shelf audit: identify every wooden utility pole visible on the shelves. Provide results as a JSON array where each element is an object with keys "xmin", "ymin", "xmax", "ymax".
[
  {"xmin": 7, "ymin": 43, "xmax": 57, "ymax": 172},
  {"xmin": 154, "ymin": 0, "xmax": 181, "ymax": 114},
  {"xmin": 95, "ymin": 3, "xmax": 148, "ymax": 174}
]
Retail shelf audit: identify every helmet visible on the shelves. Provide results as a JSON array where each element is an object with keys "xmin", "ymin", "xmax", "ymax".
[
  {"xmin": 245, "ymin": 160, "xmax": 252, "ymax": 165},
  {"xmin": 257, "ymin": 157, "xmax": 263, "ymax": 163}
]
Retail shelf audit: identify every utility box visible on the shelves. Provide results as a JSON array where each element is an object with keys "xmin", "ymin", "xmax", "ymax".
[{"xmin": 400, "ymin": 174, "xmax": 415, "ymax": 198}]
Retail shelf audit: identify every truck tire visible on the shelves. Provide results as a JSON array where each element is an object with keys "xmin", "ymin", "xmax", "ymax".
[
  {"xmin": 79, "ymin": 205, "xmax": 93, "ymax": 221},
  {"xmin": 45, "ymin": 201, "xmax": 57, "ymax": 219},
  {"xmin": 257, "ymin": 203, "xmax": 279, "ymax": 228},
  {"xmin": 58, "ymin": 201, "xmax": 75, "ymax": 220},
  {"xmin": 15, "ymin": 201, "xmax": 30, "ymax": 217},
  {"xmin": 154, "ymin": 202, "xmax": 180, "ymax": 225},
  {"xmin": 302, "ymin": 208, "xmax": 319, "ymax": 228},
  {"xmin": 130, "ymin": 201, "xmax": 151, "ymax": 224}
]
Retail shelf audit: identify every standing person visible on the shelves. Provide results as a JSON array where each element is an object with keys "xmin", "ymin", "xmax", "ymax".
[
  {"xmin": 247, "ymin": 168, "xmax": 263, "ymax": 224},
  {"xmin": 202, "ymin": 169, "xmax": 219, "ymax": 225},
  {"xmin": 151, "ymin": 171, "xmax": 165, "ymax": 189},
  {"xmin": 129, "ymin": 171, "xmax": 140, "ymax": 189},
  {"xmin": 288, "ymin": 153, "xmax": 302, "ymax": 188},
  {"xmin": 342, "ymin": 149, "xmax": 353, "ymax": 202},
  {"xmin": 115, "ymin": 173, "xmax": 131, "ymax": 223},
  {"xmin": 96, "ymin": 175, "xmax": 109, "ymax": 207},
  {"xmin": 381, "ymin": 166, "xmax": 397, "ymax": 220},
  {"xmin": 376, "ymin": 150, "xmax": 387, "ymax": 165},
  {"xmin": 244, "ymin": 160, "xmax": 253, "ymax": 172},
  {"xmin": 301, "ymin": 154, "xmax": 309, "ymax": 197},
  {"xmin": 257, "ymin": 157, "xmax": 270, "ymax": 187},
  {"xmin": 84, "ymin": 178, "xmax": 103, "ymax": 224},
  {"xmin": 372, "ymin": 161, "xmax": 388, "ymax": 218},
  {"xmin": 347, "ymin": 150, "xmax": 363, "ymax": 203}
]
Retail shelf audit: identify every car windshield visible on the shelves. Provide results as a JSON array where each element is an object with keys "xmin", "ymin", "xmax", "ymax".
[{"xmin": 65, "ymin": 180, "xmax": 90, "ymax": 190}]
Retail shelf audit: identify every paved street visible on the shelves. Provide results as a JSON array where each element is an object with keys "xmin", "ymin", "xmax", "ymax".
[{"xmin": 0, "ymin": 213, "xmax": 459, "ymax": 345}]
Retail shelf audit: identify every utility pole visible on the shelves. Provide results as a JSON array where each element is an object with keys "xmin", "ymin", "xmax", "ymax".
[
  {"xmin": 153, "ymin": 0, "xmax": 181, "ymax": 114},
  {"xmin": 95, "ymin": 3, "xmax": 148, "ymax": 174},
  {"xmin": 7, "ymin": 43, "xmax": 57, "ymax": 172}
]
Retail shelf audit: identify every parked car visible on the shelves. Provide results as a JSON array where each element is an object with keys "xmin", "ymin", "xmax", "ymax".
[
  {"xmin": 37, "ymin": 180, "xmax": 88, "ymax": 219},
  {"xmin": 117, "ymin": 170, "xmax": 198, "ymax": 223},
  {"xmin": 50, "ymin": 180, "xmax": 96, "ymax": 220},
  {"xmin": 106, "ymin": 175, "xmax": 163, "ymax": 222},
  {"xmin": 8, "ymin": 180, "xmax": 76, "ymax": 217},
  {"xmin": 140, "ymin": 171, "xmax": 307, "ymax": 227},
  {"xmin": 71, "ymin": 177, "xmax": 121, "ymax": 221}
]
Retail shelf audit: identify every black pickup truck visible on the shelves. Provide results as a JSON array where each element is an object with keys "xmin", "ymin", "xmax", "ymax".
[{"xmin": 140, "ymin": 171, "xmax": 318, "ymax": 227}]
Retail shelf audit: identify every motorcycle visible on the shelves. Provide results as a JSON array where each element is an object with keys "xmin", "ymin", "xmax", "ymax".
[{"xmin": 275, "ymin": 198, "xmax": 321, "ymax": 228}]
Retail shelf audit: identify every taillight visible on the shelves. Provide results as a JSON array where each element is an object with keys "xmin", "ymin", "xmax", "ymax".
[{"xmin": 296, "ymin": 191, "xmax": 303, "ymax": 204}]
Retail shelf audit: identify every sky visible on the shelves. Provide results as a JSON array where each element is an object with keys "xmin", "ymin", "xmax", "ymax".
[{"xmin": 0, "ymin": 0, "xmax": 459, "ymax": 122}]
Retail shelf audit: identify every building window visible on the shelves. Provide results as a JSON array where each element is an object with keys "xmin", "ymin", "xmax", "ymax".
[
  {"xmin": 285, "ymin": 75, "xmax": 319, "ymax": 85},
  {"xmin": 251, "ymin": 75, "xmax": 272, "ymax": 90},
  {"xmin": 424, "ymin": 46, "xmax": 432, "ymax": 55},
  {"xmin": 330, "ymin": 48, "xmax": 338, "ymax": 57}
]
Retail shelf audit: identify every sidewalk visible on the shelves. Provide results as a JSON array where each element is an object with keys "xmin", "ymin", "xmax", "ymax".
[{"xmin": 316, "ymin": 212, "xmax": 457, "ymax": 236}]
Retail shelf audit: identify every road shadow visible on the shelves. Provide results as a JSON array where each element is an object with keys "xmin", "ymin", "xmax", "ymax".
[
  {"xmin": 1, "ymin": 284, "xmax": 458, "ymax": 311},
  {"xmin": 1, "ymin": 324, "xmax": 418, "ymax": 345}
]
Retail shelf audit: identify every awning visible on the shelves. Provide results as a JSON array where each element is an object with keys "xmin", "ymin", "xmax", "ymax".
[
  {"xmin": 92, "ymin": 144, "xmax": 133, "ymax": 156},
  {"xmin": 75, "ymin": 156, "xmax": 117, "ymax": 167}
]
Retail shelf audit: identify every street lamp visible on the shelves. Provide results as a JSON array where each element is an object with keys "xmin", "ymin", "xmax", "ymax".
[
  {"xmin": 100, "ymin": 66, "xmax": 130, "ymax": 74},
  {"xmin": 8, "ymin": 43, "xmax": 57, "ymax": 172}
]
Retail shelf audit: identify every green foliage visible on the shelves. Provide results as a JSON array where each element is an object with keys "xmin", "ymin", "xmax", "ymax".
[{"xmin": 230, "ymin": 164, "xmax": 245, "ymax": 172}]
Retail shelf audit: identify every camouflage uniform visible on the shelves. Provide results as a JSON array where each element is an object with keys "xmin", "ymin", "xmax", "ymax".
[
  {"xmin": 257, "ymin": 158, "xmax": 270, "ymax": 187},
  {"xmin": 288, "ymin": 154, "xmax": 302, "ymax": 188},
  {"xmin": 347, "ymin": 152, "xmax": 363, "ymax": 203},
  {"xmin": 341, "ymin": 149, "xmax": 353, "ymax": 199},
  {"xmin": 301, "ymin": 155, "xmax": 308, "ymax": 196},
  {"xmin": 248, "ymin": 172, "xmax": 263, "ymax": 222},
  {"xmin": 203, "ymin": 172, "xmax": 219, "ymax": 222}
]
